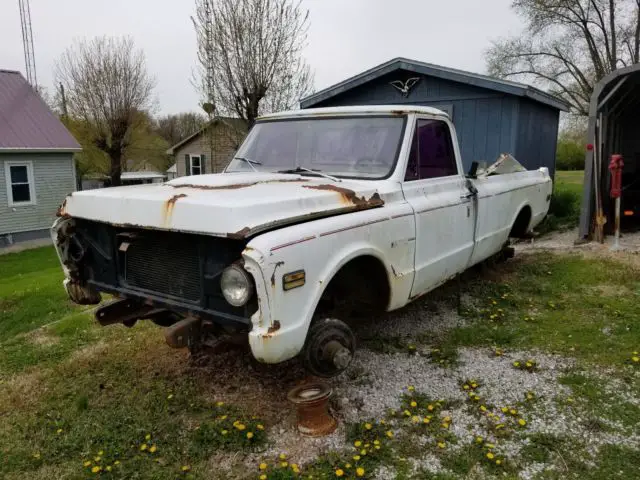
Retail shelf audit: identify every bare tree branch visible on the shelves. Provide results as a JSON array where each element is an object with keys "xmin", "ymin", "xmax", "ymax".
[
  {"xmin": 55, "ymin": 37, "xmax": 156, "ymax": 186},
  {"xmin": 192, "ymin": 0, "xmax": 313, "ymax": 131},
  {"xmin": 490, "ymin": 0, "xmax": 640, "ymax": 115}
]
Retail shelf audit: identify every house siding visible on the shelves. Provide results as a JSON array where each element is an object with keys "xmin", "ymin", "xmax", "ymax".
[
  {"xmin": 513, "ymin": 99, "xmax": 560, "ymax": 177},
  {"xmin": 175, "ymin": 124, "xmax": 245, "ymax": 177},
  {"xmin": 0, "ymin": 152, "xmax": 75, "ymax": 236},
  {"xmin": 308, "ymin": 71, "xmax": 522, "ymax": 172}
]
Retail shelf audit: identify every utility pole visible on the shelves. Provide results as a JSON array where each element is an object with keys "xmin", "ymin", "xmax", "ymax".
[{"xmin": 59, "ymin": 83, "xmax": 68, "ymax": 119}]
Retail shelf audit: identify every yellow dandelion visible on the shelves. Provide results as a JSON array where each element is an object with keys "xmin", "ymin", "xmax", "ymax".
[
  {"xmin": 91, "ymin": 466, "xmax": 101, "ymax": 473},
  {"xmin": 475, "ymin": 436, "xmax": 483, "ymax": 444},
  {"xmin": 443, "ymin": 416, "xmax": 451, "ymax": 422},
  {"xmin": 427, "ymin": 404, "xmax": 434, "ymax": 411},
  {"xmin": 423, "ymin": 417, "xmax": 430, "ymax": 424},
  {"xmin": 441, "ymin": 422, "xmax": 449, "ymax": 429},
  {"xmin": 257, "ymin": 424, "xmax": 264, "ymax": 430},
  {"xmin": 247, "ymin": 432, "xmax": 254, "ymax": 439},
  {"xmin": 501, "ymin": 407, "xmax": 509, "ymax": 413},
  {"xmin": 260, "ymin": 476, "xmax": 267, "ymax": 480},
  {"xmin": 408, "ymin": 385, "xmax": 415, "ymax": 391},
  {"xmin": 281, "ymin": 461, "xmax": 288, "ymax": 468},
  {"xmin": 220, "ymin": 415, "xmax": 228, "ymax": 420},
  {"xmin": 496, "ymin": 459, "xmax": 502, "ymax": 465},
  {"xmin": 480, "ymin": 405, "xmax": 487, "ymax": 412},
  {"xmin": 94, "ymin": 456, "xmax": 101, "ymax": 462},
  {"xmin": 335, "ymin": 468, "xmax": 344, "ymax": 477},
  {"xmin": 33, "ymin": 452, "xmax": 40, "ymax": 459},
  {"xmin": 437, "ymin": 442, "xmax": 446, "ymax": 449},
  {"xmin": 145, "ymin": 434, "xmax": 151, "ymax": 441},
  {"xmin": 510, "ymin": 409, "xmax": 517, "ymax": 415},
  {"xmin": 410, "ymin": 401, "xmax": 418, "ymax": 408},
  {"xmin": 236, "ymin": 424, "xmax": 246, "ymax": 431},
  {"xmin": 386, "ymin": 430, "xmax": 394, "ymax": 438},
  {"xmin": 463, "ymin": 384, "xmax": 470, "ymax": 390},
  {"xmin": 56, "ymin": 429, "xmax": 63, "ymax": 434},
  {"xmin": 279, "ymin": 453, "xmax": 287, "ymax": 460},
  {"xmin": 140, "ymin": 444, "xmax": 147, "ymax": 451},
  {"xmin": 403, "ymin": 409, "xmax": 411, "ymax": 417},
  {"xmin": 471, "ymin": 383, "xmax": 478, "ymax": 388},
  {"xmin": 360, "ymin": 449, "xmax": 367, "ymax": 455},
  {"xmin": 83, "ymin": 461, "xmax": 92, "ymax": 467},
  {"xmin": 518, "ymin": 418, "xmax": 527, "ymax": 426},
  {"xmin": 149, "ymin": 445, "xmax": 157, "ymax": 453},
  {"xmin": 181, "ymin": 465, "xmax": 191, "ymax": 472},
  {"xmin": 486, "ymin": 452, "xmax": 495, "ymax": 460},
  {"xmin": 106, "ymin": 466, "xmax": 112, "ymax": 472},
  {"xmin": 292, "ymin": 465, "xmax": 300, "ymax": 474},
  {"xmin": 354, "ymin": 440, "xmax": 362, "ymax": 447},
  {"xmin": 216, "ymin": 401, "xmax": 224, "ymax": 406},
  {"xmin": 411, "ymin": 415, "xmax": 421, "ymax": 423},
  {"xmin": 632, "ymin": 356, "xmax": 639, "ymax": 362},
  {"xmin": 365, "ymin": 422, "xmax": 372, "ymax": 430},
  {"xmin": 374, "ymin": 445, "xmax": 381, "ymax": 450},
  {"xmin": 221, "ymin": 429, "xmax": 228, "ymax": 435},
  {"xmin": 356, "ymin": 467, "xmax": 365, "ymax": 477},
  {"xmin": 374, "ymin": 440, "xmax": 380, "ymax": 445},
  {"xmin": 345, "ymin": 463, "xmax": 352, "ymax": 468},
  {"xmin": 114, "ymin": 461, "xmax": 120, "ymax": 465},
  {"xmin": 259, "ymin": 463, "xmax": 267, "ymax": 470},
  {"xmin": 353, "ymin": 455, "xmax": 361, "ymax": 461}
]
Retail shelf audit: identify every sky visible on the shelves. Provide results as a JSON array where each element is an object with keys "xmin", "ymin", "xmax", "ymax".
[{"xmin": 1, "ymin": 0, "xmax": 523, "ymax": 115}]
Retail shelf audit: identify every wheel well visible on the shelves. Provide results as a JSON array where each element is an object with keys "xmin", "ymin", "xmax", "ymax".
[
  {"xmin": 315, "ymin": 255, "xmax": 391, "ymax": 318},
  {"xmin": 510, "ymin": 206, "xmax": 532, "ymax": 238}
]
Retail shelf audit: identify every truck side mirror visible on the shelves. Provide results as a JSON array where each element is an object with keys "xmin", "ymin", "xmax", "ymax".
[{"xmin": 467, "ymin": 161, "xmax": 479, "ymax": 179}]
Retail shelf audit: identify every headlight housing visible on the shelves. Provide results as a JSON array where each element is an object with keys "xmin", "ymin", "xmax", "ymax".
[{"xmin": 220, "ymin": 264, "xmax": 253, "ymax": 307}]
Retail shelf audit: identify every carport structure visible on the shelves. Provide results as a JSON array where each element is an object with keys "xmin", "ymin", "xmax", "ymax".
[{"xmin": 579, "ymin": 64, "xmax": 640, "ymax": 241}]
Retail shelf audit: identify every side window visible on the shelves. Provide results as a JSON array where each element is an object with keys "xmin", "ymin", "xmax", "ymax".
[{"xmin": 404, "ymin": 119, "xmax": 457, "ymax": 180}]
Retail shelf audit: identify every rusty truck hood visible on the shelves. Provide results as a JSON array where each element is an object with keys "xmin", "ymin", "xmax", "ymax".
[{"xmin": 58, "ymin": 172, "xmax": 385, "ymax": 238}]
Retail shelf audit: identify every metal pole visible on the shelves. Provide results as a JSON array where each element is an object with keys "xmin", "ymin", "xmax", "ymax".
[{"xmin": 612, "ymin": 197, "xmax": 621, "ymax": 250}]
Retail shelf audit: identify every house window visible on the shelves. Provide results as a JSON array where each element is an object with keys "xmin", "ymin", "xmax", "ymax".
[
  {"xmin": 404, "ymin": 119, "xmax": 457, "ymax": 181},
  {"xmin": 190, "ymin": 155, "xmax": 202, "ymax": 175},
  {"xmin": 5, "ymin": 161, "xmax": 35, "ymax": 206}
]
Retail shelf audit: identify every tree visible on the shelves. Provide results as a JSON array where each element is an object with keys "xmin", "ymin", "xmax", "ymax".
[
  {"xmin": 155, "ymin": 112, "xmax": 207, "ymax": 147},
  {"xmin": 55, "ymin": 36, "xmax": 156, "ymax": 186},
  {"xmin": 487, "ymin": 0, "xmax": 640, "ymax": 115},
  {"xmin": 192, "ymin": 0, "xmax": 313, "ymax": 129}
]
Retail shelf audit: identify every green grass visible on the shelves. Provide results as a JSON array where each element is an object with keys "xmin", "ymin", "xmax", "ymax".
[
  {"xmin": 443, "ymin": 253, "xmax": 640, "ymax": 366},
  {"xmin": 0, "ymin": 246, "xmax": 85, "ymax": 338},
  {"xmin": 2, "ymin": 236, "xmax": 640, "ymax": 479},
  {"xmin": 538, "ymin": 170, "xmax": 583, "ymax": 234}
]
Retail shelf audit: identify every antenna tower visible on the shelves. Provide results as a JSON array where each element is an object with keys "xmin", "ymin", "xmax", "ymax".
[{"xmin": 18, "ymin": 0, "xmax": 38, "ymax": 89}]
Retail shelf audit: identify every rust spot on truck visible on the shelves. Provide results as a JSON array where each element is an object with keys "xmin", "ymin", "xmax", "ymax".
[
  {"xmin": 267, "ymin": 320, "xmax": 281, "ymax": 334},
  {"xmin": 270, "ymin": 261, "xmax": 285, "ymax": 287},
  {"xmin": 163, "ymin": 194, "xmax": 187, "ymax": 226},
  {"xmin": 169, "ymin": 178, "xmax": 309, "ymax": 191},
  {"xmin": 228, "ymin": 226, "xmax": 251, "ymax": 240},
  {"xmin": 302, "ymin": 184, "xmax": 384, "ymax": 209}
]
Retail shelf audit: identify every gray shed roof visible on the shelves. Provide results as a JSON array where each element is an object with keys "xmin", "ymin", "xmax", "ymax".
[
  {"xmin": 301, "ymin": 57, "xmax": 571, "ymax": 112},
  {"xmin": 0, "ymin": 69, "xmax": 81, "ymax": 152}
]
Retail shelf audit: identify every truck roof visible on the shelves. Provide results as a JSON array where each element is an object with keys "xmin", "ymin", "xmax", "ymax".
[{"xmin": 258, "ymin": 105, "xmax": 449, "ymax": 121}]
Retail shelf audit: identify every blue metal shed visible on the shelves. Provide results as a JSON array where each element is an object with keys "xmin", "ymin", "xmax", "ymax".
[{"xmin": 301, "ymin": 58, "xmax": 569, "ymax": 175}]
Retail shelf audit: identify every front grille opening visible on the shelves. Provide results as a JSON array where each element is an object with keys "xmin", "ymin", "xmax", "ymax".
[{"xmin": 122, "ymin": 234, "xmax": 202, "ymax": 302}]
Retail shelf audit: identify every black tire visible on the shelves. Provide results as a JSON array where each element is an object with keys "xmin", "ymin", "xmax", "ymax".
[{"xmin": 301, "ymin": 318, "xmax": 356, "ymax": 377}]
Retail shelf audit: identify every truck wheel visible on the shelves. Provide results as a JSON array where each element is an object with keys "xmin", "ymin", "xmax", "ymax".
[{"xmin": 302, "ymin": 318, "xmax": 355, "ymax": 377}]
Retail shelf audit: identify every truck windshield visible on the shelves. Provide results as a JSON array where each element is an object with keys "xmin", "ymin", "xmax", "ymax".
[{"xmin": 226, "ymin": 116, "xmax": 406, "ymax": 179}]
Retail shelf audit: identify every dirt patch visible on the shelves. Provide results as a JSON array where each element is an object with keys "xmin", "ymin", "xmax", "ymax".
[
  {"xmin": 0, "ymin": 370, "xmax": 45, "ymax": 413},
  {"xmin": 25, "ymin": 328, "xmax": 60, "ymax": 347},
  {"xmin": 588, "ymin": 284, "xmax": 631, "ymax": 297}
]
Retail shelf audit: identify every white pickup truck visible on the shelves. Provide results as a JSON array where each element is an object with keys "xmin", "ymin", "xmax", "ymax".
[{"xmin": 53, "ymin": 106, "xmax": 552, "ymax": 377}]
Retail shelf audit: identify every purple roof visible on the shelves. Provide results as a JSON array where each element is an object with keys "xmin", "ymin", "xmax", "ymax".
[{"xmin": 0, "ymin": 69, "xmax": 80, "ymax": 151}]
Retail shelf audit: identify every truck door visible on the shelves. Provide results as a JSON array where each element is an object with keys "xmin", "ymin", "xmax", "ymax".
[{"xmin": 401, "ymin": 117, "xmax": 476, "ymax": 298}]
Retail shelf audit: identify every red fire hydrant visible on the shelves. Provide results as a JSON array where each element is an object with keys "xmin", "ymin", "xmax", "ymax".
[
  {"xmin": 609, "ymin": 154, "xmax": 624, "ymax": 250},
  {"xmin": 609, "ymin": 154, "xmax": 624, "ymax": 198}
]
